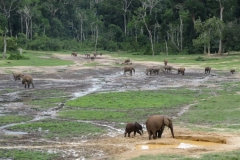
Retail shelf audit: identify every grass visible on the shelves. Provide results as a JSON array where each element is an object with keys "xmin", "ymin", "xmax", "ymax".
[
  {"xmin": 179, "ymin": 94, "xmax": 240, "ymax": 128},
  {"xmin": 24, "ymin": 89, "xmax": 69, "ymax": 110},
  {"xmin": 0, "ymin": 50, "xmax": 73, "ymax": 67},
  {"xmin": 131, "ymin": 150, "xmax": 240, "ymax": 160},
  {"xmin": 66, "ymin": 89, "xmax": 204, "ymax": 109},
  {"xmin": 8, "ymin": 119, "xmax": 106, "ymax": 139},
  {"xmin": 0, "ymin": 115, "xmax": 33, "ymax": 126},
  {"xmin": 58, "ymin": 89, "xmax": 212, "ymax": 123},
  {"xmin": 0, "ymin": 149, "xmax": 59, "ymax": 160}
]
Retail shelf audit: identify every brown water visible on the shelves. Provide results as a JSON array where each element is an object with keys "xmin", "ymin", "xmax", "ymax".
[{"xmin": 135, "ymin": 139, "xmax": 221, "ymax": 150}]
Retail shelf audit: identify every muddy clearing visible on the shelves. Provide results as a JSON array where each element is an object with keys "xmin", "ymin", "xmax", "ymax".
[{"xmin": 1, "ymin": 54, "xmax": 240, "ymax": 160}]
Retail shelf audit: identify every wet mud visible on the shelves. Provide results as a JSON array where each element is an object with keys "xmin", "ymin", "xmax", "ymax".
[{"xmin": 0, "ymin": 54, "xmax": 240, "ymax": 159}]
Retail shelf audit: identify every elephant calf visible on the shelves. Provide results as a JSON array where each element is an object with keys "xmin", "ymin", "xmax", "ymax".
[
  {"xmin": 124, "ymin": 122, "xmax": 143, "ymax": 137},
  {"xmin": 164, "ymin": 65, "xmax": 172, "ymax": 73},
  {"xmin": 205, "ymin": 67, "xmax": 211, "ymax": 74},
  {"xmin": 85, "ymin": 54, "xmax": 90, "ymax": 57},
  {"xmin": 146, "ymin": 67, "xmax": 153, "ymax": 75},
  {"xmin": 123, "ymin": 66, "xmax": 135, "ymax": 76},
  {"xmin": 13, "ymin": 72, "xmax": 24, "ymax": 81},
  {"xmin": 152, "ymin": 67, "xmax": 160, "ymax": 75},
  {"xmin": 178, "ymin": 68, "xmax": 185, "ymax": 75},
  {"xmin": 22, "ymin": 75, "xmax": 34, "ymax": 88},
  {"xmin": 230, "ymin": 69, "xmax": 235, "ymax": 74},
  {"xmin": 71, "ymin": 52, "xmax": 77, "ymax": 57},
  {"xmin": 90, "ymin": 56, "xmax": 95, "ymax": 61}
]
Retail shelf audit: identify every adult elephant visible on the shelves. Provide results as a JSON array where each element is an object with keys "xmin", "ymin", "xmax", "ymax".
[{"xmin": 145, "ymin": 115, "xmax": 174, "ymax": 140}]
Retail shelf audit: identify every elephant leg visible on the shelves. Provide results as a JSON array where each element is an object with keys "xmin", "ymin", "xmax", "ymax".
[
  {"xmin": 153, "ymin": 130, "xmax": 157, "ymax": 139},
  {"xmin": 148, "ymin": 131, "xmax": 152, "ymax": 140},
  {"xmin": 28, "ymin": 83, "xmax": 30, "ymax": 88},
  {"xmin": 158, "ymin": 126, "xmax": 165, "ymax": 138},
  {"xmin": 128, "ymin": 133, "xmax": 130, "ymax": 137},
  {"xmin": 134, "ymin": 131, "xmax": 136, "ymax": 136},
  {"xmin": 136, "ymin": 130, "xmax": 142, "ymax": 135},
  {"xmin": 124, "ymin": 132, "xmax": 127, "ymax": 137},
  {"xmin": 130, "ymin": 71, "xmax": 132, "ymax": 76},
  {"xmin": 32, "ymin": 83, "xmax": 34, "ymax": 88}
]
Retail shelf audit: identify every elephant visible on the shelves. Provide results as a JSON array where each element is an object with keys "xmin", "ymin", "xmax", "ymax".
[
  {"xmin": 178, "ymin": 68, "xmax": 185, "ymax": 75},
  {"xmin": 230, "ymin": 69, "xmax": 235, "ymax": 74},
  {"xmin": 124, "ymin": 122, "xmax": 143, "ymax": 137},
  {"xmin": 164, "ymin": 59, "xmax": 168, "ymax": 66},
  {"xmin": 205, "ymin": 67, "xmax": 211, "ymax": 74},
  {"xmin": 22, "ymin": 75, "xmax": 34, "ymax": 88},
  {"xmin": 124, "ymin": 59, "xmax": 131, "ymax": 64},
  {"xmin": 94, "ymin": 52, "xmax": 97, "ymax": 57},
  {"xmin": 99, "ymin": 53, "xmax": 102, "ymax": 56},
  {"xmin": 71, "ymin": 52, "xmax": 77, "ymax": 57},
  {"xmin": 123, "ymin": 66, "xmax": 135, "ymax": 76},
  {"xmin": 146, "ymin": 67, "xmax": 153, "ymax": 75},
  {"xmin": 90, "ymin": 56, "xmax": 95, "ymax": 61},
  {"xmin": 145, "ymin": 115, "xmax": 174, "ymax": 140},
  {"xmin": 85, "ymin": 54, "xmax": 90, "ymax": 57},
  {"xmin": 164, "ymin": 65, "xmax": 172, "ymax": 73},
  {"xmin": 152, "ymin": 67, "xmax": 160, "ymax": 75},
  {"xmin": 13, "ymin": 72, "xmax": 24, "ymax": 81}
]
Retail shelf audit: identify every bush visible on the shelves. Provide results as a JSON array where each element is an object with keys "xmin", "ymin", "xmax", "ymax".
[
  {"xmin": 8, "ymin": 53, "xmax": 30, "ymax": 60},
  {"xmin": 195, "ymin": 56, "xmax": 206, "ymax": 61}
]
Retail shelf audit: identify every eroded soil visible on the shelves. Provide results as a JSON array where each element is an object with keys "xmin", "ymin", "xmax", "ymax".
[{"xmin": 1, "ymin": 53, "xmax": 240, "ymax": 160}]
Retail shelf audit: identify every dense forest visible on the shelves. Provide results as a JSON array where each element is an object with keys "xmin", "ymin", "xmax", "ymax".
[{"xmin": 1, "ymin": 0, "xmax": 240, "ymax": 57}]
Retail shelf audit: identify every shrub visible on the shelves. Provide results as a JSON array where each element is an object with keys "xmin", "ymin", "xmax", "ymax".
[{"xmin": 8, "ymin": 53, "xmax": 30, "ymax": 60}]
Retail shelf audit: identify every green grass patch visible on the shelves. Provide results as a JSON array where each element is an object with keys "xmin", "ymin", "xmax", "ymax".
[
  {"xmin": 0, "ymin": 149, "xmax": 59, "ymax": 160},
  {"xmin": 27, "ymin": 97, "xmax": 69, "ymax": 110},
  {"xmin": 179, "ymin": 94, "xmax": 240, "ymax": 128},
  {"xmin": 132, "ymin": 150, "xmax": 240, "ymax": 160},
  {"xmin": 0, "ymin": 115, "xmax": 32, "ymax": 126},
  {"xmin": 0, "ymin": 51, "xmax": 73, "ymax": 67},
  {"xmin": 8, "ymin": 119, "xmax": 105, "ymax": 139},
  {"xmin": 58, "ymin": 109, "xmax": 127, "ymax": 121},
  {"xmin": 66, "ymin": 89, "xmax": 207, "ymax": 109}
]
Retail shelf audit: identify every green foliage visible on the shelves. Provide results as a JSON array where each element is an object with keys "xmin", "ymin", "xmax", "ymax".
[
  {"xmin": 0, "ymin": 149, "xmax": 59, "ymax": 160},
  {"xmin": 16, "ymin": 33, "xmax": 28, "ymax": 49},
  {"xmin": 9, "ymin": 119, "xmax": 105, "ymax": 139},
  {"xmin": 8, "ymin": 53, "xmax": 30, "ymax": 60}
]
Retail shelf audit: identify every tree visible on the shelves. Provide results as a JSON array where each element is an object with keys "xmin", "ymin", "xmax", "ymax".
[
  {"xmin": 0, "ymin": 0, "xmax": 20, "ymax": 58},
  {"xmin": 122, "ymin": 0, "xmax": 133, "ymax": 36}
]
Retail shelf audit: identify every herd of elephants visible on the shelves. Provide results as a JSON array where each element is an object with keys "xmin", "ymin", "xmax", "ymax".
[{"xmin": 11, "ymin": 52, "xmax": 236, "ymax": 140}]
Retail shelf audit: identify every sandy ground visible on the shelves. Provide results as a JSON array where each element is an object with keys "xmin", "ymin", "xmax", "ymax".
[{"xmin": 0, "ymin": 53, "xmax": 240, "ymax": 160}]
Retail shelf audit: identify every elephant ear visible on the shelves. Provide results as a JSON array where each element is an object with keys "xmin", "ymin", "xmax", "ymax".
[
  {"xmin": 135, "ymin": 122, "xmax": 142, "ymax": 130},
  {"xmin": 163, "ymin": 116, "xmax": 172, "ymax": 127}
]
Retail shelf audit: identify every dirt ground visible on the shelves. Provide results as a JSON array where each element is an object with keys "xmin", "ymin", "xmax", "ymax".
[{"xmin": 1, "ymin": 53, "xmax": 240, "ymax": 160}]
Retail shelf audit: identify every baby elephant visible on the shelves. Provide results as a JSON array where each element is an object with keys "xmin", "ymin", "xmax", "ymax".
[
  {"xmin": 178, "ymin": 68, "xmax": 185, "ymax": 75},
  {"xmin": 146, "ymin": 67, "xmax": 153, "ymax": 75},
  {"xmin": 90, "ymin": 56, "xmax": 95, "ymax": 61},
  {"xmin": 13, "ymin": 72, "xmax": 24, "ymax": 81},
  {"xmin": 152, "ymin": 67, "xmax": 160, "ymax": 75},
  {"xmin": 124, "ymin": 122, "xmax": 143, "ymax": 137},
  {"xmin": 230, "ymin": 69, "xmax": 235, "ymax": 74},
  {"xmin": 205, "ymin": 67, "xmax": 211, "ymax": 74},
  {"xmin": 164, "ymin": 65, "xmax": 172, "ymax": 73},
  {"xmin": 124, "ymin": 66, "xmax": 135, "ymax": 76},
  {"xmin": 164, "ymin": 59, "xmax": 168, "ymax": 66},
  {"xmin": 71, "ymin": 52, "xmax": 77, "ymax": 57},
  {"xmin": 22, "ymin": 75, "xmax": 34, "ymax": 88},
  {"xmin": 85, "ymin": 54, "xmax": 90, "ymax": 57}
]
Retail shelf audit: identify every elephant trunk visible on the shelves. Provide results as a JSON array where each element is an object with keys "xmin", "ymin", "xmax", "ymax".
[{"xmin": 170, "ymin": 126, "xmax": 174, "ymax": 138}]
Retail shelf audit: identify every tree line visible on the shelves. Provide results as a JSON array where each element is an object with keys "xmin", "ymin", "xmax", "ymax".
[{"xmin": 0, "ymin": 0, "xmax": 240, "ymax": 58}]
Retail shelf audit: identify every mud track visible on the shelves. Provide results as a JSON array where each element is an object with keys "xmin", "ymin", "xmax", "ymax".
[{"xmin": 1, "ymin": 54, "xmax": 240, "ymax": 160}]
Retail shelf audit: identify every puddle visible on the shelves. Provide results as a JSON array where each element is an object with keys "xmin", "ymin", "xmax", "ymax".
[{"xmin": 135, "ymin": 139, "xmax": 222, "ymax": 150}]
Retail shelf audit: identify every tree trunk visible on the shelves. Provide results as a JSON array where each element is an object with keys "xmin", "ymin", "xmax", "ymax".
[
  {"xmin": 143, "ymin": 16, "xmax": 154, "ymax": 56},
  {"xmin": 180, "ymin": 18, "xmax": 183, "ymax": 51},
  {"xmin": 218, "ymin": 3, "xmax": 224, "ymax": 55},
  {"xmin": 123, "ymin": 11, "xmax": 127, "ymax": 36},
  {"xmin": 165, "ymin": 39, "xmax": 168, "ymax": 56},
  {"xmin": 94, "ymin": 25, "xmax": 98, "ymax": 52},
  {"xmin": 3, "ymin": 32, "xmax": 7, "ymax": 58}
]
